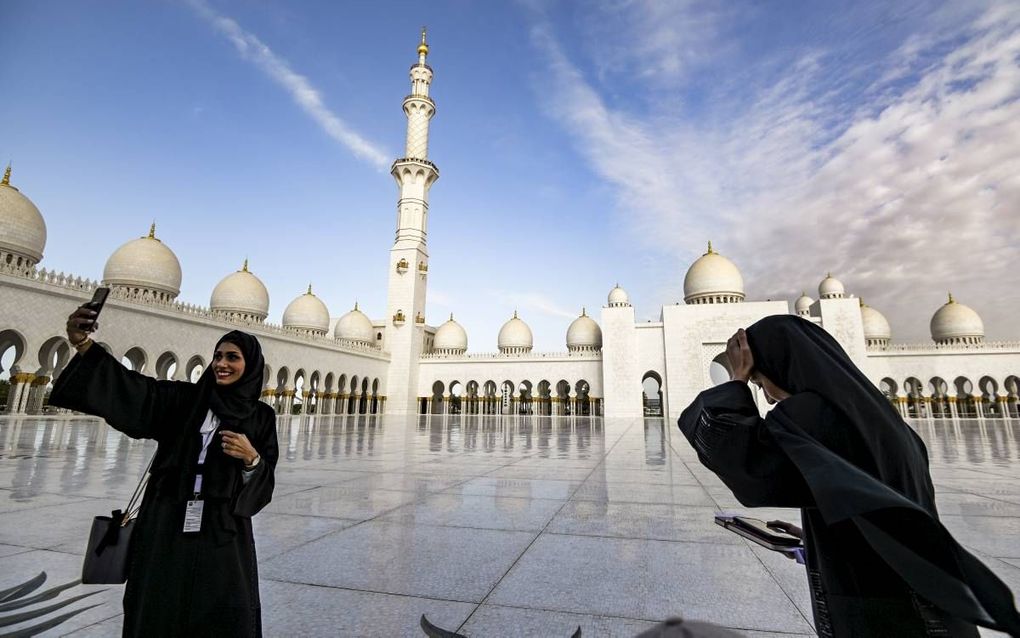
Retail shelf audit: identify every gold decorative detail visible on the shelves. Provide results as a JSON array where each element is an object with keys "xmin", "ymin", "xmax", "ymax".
[
  {"xmin": 449, "ymin": 313, "xmax": 454, "ymax": 321},
  {"xmin": 581, "ymin": 307, "xmax": 587, "ymax": 317},
  {"xmin": 947, "ymin": 292, "xmax": 955, "ymax": 304},
  {"xmin": 417, "ymin": 26, "xmax": 429, "ymax": 57},
  {"xmin": 415, "ymin": 311, "xmax": 425, "ymax": 324},
  {"xmin": 418, "ymin": 261, "xmax": 428, "ymax": 273},
  {"xmin": 307, "ymin": 284, "xmax": 313, "ymax": 295},
  {"xmin": 396, "ymin": 258, "xmax": 409, "ymax": 273},
  {"xmin": 705, "ymin": 241, "xmax": 714, "ymax": 255},
  {"xmin": 241, "ymin": 258, "xmax": 249, "ymax": 272},
  {"xmin": 147, "ymin": 222, "xmax": 156, "ymax": 239},
  {"xmin": 513, "ymin": 309, "xmax": 518, "ymax": 319},
  {"xmin": 393, "ymin": 310, "xmax": 406, "ymax": 324},
  {"xmin": 354, "ymin": 301, "xmax": 359, "ymax": 311},
  {"xmin": 1, "ymin": 164, "xmax": 11, "ymax": 187}
]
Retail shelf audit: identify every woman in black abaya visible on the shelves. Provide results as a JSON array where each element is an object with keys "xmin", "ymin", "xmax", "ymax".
[
  {"xmin": 50, "ymin": 305, "xmax": 279, "ymax": 637},
  {"xmin": 678, "ymin": 315, "xmax": 1020, "ymax": 637}
]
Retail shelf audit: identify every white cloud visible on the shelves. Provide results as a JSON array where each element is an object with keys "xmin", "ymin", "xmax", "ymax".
[
  {"xmin": 186, "ymin": 0, "xmax": 390, "ymax": 170},
  {"xmin": 529, "ymin": 3, "xmax": 1020, "ymax": 342}
]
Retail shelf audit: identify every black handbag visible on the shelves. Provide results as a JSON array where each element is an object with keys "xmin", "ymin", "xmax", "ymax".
[{"xmin": 82, "ymin": 456, "xmax": 152, "ymax": 584}]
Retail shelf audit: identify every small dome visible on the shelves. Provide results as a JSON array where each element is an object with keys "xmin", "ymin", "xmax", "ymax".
[
  {"xmin": 282, "ymin": 285, "xmax": 330, "ymax": 334},
  {"xmin": 102, "ymin": 224, "xmax": 182, "ymax": 300},
  {"xmin": 930, "ymin": 293, "xmax": 984, "ymax": 345},
  {"xmin": 794, "ymin": 292, "xmax": 815, "ymax": 316},
  {"xmin": 818, "ymin": 273, "xmax": 845, "ymax": 299},
  {"xmin": 566, "ymin": 308, "xmax": 602, "ymax": 352},
  {"xmin": 0, "ymin": 166, "xmax": 47, "ymax": 266},
  {"xmin": 334, "ymin": 302, "xmax": 374, "ymax": 343},
  {"xmin": 860, "ymin": 301, "xmax": 891, "ymax": 345},
  {"xmin": 210, "ymin": 259, "xmax": 269, "ymax": 321},
  {"xmin": 433, "ymin": 314, "xmax": 468, "ymax": 353},
  {"xmin": 607, "ymin": 284, "xmax": 631, "ymax": 307},
  {"xmin": 683, "ymin": 242, "xmax": 745, "ymax": 304},
  {"xmin": 498, "ymin": 311, "xmax": 533, "ymax": 353}
]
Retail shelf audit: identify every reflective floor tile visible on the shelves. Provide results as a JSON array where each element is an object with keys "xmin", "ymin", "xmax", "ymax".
[{"xmin": 376, "ymin": 493, "xmax": 565, "ymax": 531}]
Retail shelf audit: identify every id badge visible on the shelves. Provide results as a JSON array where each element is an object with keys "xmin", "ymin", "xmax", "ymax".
[{"xmin": 183, "ymin": 499, "xmax": 204, "ymax": 533}]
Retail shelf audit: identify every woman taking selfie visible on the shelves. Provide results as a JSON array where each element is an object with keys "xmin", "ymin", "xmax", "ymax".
[
  {"xmin": 678, "ymin": 315, "xmax": 1020, "ymax": 637},
  {"xmin": 51, "ymin": 304, "xmax": 279, "ymax": 637}
]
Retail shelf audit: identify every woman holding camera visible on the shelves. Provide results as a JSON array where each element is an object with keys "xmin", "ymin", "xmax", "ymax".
[
  {"xmin": 678, "ymin": 315, "xmax": 1020, "ymax": 637},
  {"xmin": 51, "ymin": 305, "xmax": 279, "ymax": 637}
]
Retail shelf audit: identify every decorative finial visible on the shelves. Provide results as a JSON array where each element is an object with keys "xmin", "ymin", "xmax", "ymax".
[
  {"xmin": 449, "ymin": 312, "xmax": 454, "ymax": 321},
  {"xmin": 826, "ymin": 272, "xmax": 832, "ymax": 278},
  {"xmin": 513, "ymin": 309, "xmax": 518, "ymax": 319},
  {"xmin": 307, "ymin": 283, "xmax": 313, "ymax": 295},
  {"xmin": 148, "ymin": 222, "xmax": 156, "ymax": 239},
  {"xmin": 948, "ymin": 292, "xmax": 954, "ymax": 304},
  {"xmin": 706, "ymin": 240, "xmax": 714, "ymax": 254},
  {"xmin": 417, "ymin": 26, "xmax": 429, "ymax": 57},
  {"xmin": 354, "ymin": 301, "xmax": 359, "ymax": 310},
  {"xmin": 1, "ymin": 163, "xmax": 10, "ymax": 186},
  {"xmin": 582, "ymin": 307, "xmax": 587, "ymax": 316},
  {"xmin": 241, "ymin": 258, "xmax": 249, "ymax": 272}
]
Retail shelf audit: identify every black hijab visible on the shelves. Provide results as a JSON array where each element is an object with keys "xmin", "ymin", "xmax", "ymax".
[
  {"xmin": 745, "ymin": 315, "xmax": 1020, "ymax": 634},
  {"xmin": 195, "ymin": 330, "xmax": 265, "ymax": 434}
]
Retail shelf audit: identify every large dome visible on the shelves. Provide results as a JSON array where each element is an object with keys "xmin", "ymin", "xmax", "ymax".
[
  {"xmin": 0, "ymin": 166, "xmax": 47, "ymax": 267},
  {"xmin": 930, "ymin": 293, "xmax": 984, "ymax": 345},
  {"xmin": 498, "ymin": 311, "xmax": 533, "ymax": 353},
  {"xmin": 566, "ymin": 308, "xmax": 602, "ymax": 352},
  {"xmin": 102, "ymin": 224, "xmax": 182, "ymax": 301},
  {"xmin": 818, "ymin": 273, "xmax": 845, "ymax": 299},
  {"xmin": 860, "ymin": 301, "xmax": 891, "ymax": 347},
  {"xmin": 210, "ymin": 259, "xmax": 269, "ymax": 321},
  {"xmin": 794, "ymin": 292, "xmax": 815, "ymax": 316},
  {"xmin": 334, "ymin": 303, "xmax": 375, "ymax": 343},
  {"xmin": 607, "ymin": 284, "xmax": 631, "ymax": 307},
  {"xmin": 683, "ymin": 242, "xmax": 744, "ymax": 304},
  {"xmin": 433, "ymin": 314, "xmax": 468, "ymax": 353},
  {"xmin": 282, "ymin": 285, "xmax": 330, "ymax": 334}
]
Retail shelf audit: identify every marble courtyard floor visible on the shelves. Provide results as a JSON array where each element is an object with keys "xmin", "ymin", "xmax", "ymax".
[{"xmin": 1, "ymin": 414, "xmax": 1019, "ymax": 637}]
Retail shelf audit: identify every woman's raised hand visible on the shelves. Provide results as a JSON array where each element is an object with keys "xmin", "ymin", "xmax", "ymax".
[
  {"xmin": 66, "ymin": 306, "xmax": 97, "ymax": 349},
  {"xmin": 726, "ymin": 328, "xmax": 754, "ymax": 383},
  {"xmin": 220, "ymin": 430, "xmax": 259, "ymax": 467}
]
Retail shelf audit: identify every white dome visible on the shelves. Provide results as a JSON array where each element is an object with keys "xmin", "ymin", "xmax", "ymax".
[
  {"xmin": 210, "ymin": 260, "xmax": 269, "ymax": 321},
  {"xmin": 607, "ymin": 284, "xmax": 630, "ymax": 307},
  {"xmin": 498, "ymin": 311, "xmax": 533, "ymax": 353},
  {"xmin": 860, "ymin": 302, "xmax": 891, "ymax": 342},
  {"xmin": 102, "ymin": 224, "xmax": 182, "ymax": 299},
  {"xmin": 683, "ymin": 242, "xmax": 744, "ymax": 304},
  {"xmin": 818, "ymin": 273, "xmax": 845, "ymax": 299},
  {"xmin": 433, "ymin": 314, "xmax": 468, "ymax": 353},
  {"xmin": 566, "ymin": 309, "xmax": 602, "ymax": 351},
  {"xmin": 930, "ymin": 294, "xmax": 984, "ymax": 344},
  {"xmin": 0, "ymin": 166, "xmax": 47, "ymax": 265},
  {"xmin": 334, "ymin": 303, "xmax": 374, "ymax": 343},
  {"xmin": 282, "ymin": 286, "xmax": 330, "ymax": 334},
  {"xmin": 794, "ymin": 292, "xmax": 815, "ymax": 316}
]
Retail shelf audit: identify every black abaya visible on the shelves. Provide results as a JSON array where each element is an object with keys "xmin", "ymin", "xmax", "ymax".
[
  {"xmin": 678, "ymin": 315, "xmax": 1020, "ymax": 637},
  {"xmin": 51, "ymin": 338, "xmax": 278, "ymax": 638}
]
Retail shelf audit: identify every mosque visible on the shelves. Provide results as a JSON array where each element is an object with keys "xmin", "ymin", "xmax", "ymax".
[{"xmin": 1, "ymin": 33, "xmax": 1018, "ymax": 423}]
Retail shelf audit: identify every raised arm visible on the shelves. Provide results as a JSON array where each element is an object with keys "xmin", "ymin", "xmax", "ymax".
[
  {"xmin": 48, "ymin": 305, "xmax": 190, "ymax": 440},
  {"xmin": 678, "ymin": 381, "xmax": 812, "ymax": 508}
]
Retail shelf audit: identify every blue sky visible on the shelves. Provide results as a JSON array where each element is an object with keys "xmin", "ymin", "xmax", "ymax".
[{"xmin": 2, "ymin": 0, "xmax": 1018, "ymax": 350}]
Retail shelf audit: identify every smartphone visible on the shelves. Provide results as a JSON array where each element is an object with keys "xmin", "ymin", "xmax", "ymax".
[
  {"xmin": 714, "ymin": 514, "xmax": 802, "ymax": 550},
  {"xmin": 83, "ymin": 286, "xmax": 110, "ymax": 331}
]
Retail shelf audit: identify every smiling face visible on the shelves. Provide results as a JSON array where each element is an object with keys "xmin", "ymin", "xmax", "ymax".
[{"xmin": 212, "ymin": 342, "xmax": 245, "ymax": 386}]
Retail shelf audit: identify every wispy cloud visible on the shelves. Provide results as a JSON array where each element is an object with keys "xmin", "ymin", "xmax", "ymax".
[
  {"xmin": 528, "ymin": 1, "xmax": 1020, "ymax": 342},
  {"xmin": 487, "ymin": 289, "xmax": 579, "ymax": 320},
  {"xmin": 186, "ymin": 0, "xmax": 390, "ymax": 170}
]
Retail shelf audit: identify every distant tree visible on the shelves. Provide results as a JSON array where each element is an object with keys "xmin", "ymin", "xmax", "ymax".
[{"xmin": 0, "ymin": 378, "xmax": 9, "ymax": 410}]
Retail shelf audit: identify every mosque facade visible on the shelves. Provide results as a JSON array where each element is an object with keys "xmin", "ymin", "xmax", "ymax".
[{"xmin": 2, "ymin": 34, "xmax": 1019, "ymax": 423}]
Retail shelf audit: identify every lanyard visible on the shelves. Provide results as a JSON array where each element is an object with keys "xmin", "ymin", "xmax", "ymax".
[{"xmin": 193, "ymin": 411, "xmax": 220, "ymax": 496}]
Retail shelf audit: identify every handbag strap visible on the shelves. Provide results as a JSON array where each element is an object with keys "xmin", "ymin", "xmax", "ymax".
[{"xmin": 122, "ymin": 452, "xmax": 155, "ymax": 526}]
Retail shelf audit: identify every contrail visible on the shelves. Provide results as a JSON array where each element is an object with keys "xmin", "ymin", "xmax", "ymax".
[{"xmin": 186, "ymin": 0, "xmax": 391, "ymax": 170}]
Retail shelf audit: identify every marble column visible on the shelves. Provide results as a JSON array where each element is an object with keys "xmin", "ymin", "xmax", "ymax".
[
  {"xmin": 5, "ymin": 372, "xmax": 36, "ymax": 415},
  {"xmin": 25, "ymin": 375, "xmax": 51, "ymax": 415}
]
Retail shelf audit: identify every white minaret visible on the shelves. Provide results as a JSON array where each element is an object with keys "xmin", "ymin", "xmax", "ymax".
[{"xmin": 384, "ymin": 28, "xmax": 439, "ymax": 415}]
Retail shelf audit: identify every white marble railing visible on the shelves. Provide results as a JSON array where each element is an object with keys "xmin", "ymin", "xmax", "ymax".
[
  {"xmin": 421, "ymin": 350, "xmax": 602, "ymax": 361},
  {"xmin": 1, "ymin": 262, "xmax": 387, "ymax": 358},
  {"xmin": 869, "ymin": 341, "xmax": 1020, "ymax": 353}
]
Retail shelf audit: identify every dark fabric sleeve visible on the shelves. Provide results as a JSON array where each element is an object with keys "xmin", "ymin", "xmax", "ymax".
[
  {"xmin": 677, "ymin": 380, "xmax": 813, "ymax": 508},
  {"xmin": 49, "ymin": 344, "xmax": 189, "ymax": 441},
  {"xmin": 233, "ymin": 403, "xmax": 278, "ymax": 518}
]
